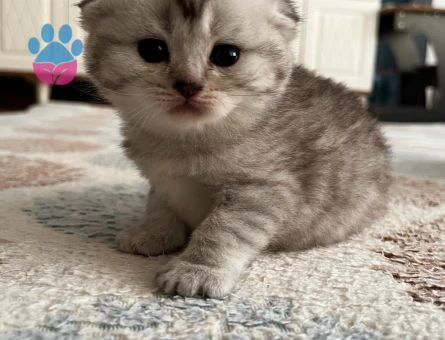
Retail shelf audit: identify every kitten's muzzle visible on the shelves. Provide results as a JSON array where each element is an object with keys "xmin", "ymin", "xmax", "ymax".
[{"xmin": 173, "ymin": 81, "xmax": 203, "ymax": 99}]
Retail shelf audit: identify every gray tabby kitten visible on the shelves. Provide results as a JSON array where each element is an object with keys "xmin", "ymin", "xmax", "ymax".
[{"xmin": 79, "ymin": 0, "xmax": 391, "ymax": 297}]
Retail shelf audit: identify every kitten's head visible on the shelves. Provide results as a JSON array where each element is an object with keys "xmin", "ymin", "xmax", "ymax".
[{"xmin": 80, "ymin": 0, "xmax": 299, "ymax": 133}]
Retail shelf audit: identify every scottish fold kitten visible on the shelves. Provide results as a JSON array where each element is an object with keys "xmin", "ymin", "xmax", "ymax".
[{"xmin": 79, "ymin": 0, "xmax": 391, "ymax": 297}]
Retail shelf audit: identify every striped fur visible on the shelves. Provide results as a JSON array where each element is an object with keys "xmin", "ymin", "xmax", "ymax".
[
  {"xmin": 80, "ymin": 0, "xmax": 391, "ymax": 297},
  {"xmin": 174, "ymin": 0, "xmax": 209, "ymax": 21}
]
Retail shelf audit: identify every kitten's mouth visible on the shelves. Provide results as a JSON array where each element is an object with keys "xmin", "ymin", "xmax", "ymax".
[{"xmin": 170, "ymin": 101, "xmax": 204, "ymax": 116}]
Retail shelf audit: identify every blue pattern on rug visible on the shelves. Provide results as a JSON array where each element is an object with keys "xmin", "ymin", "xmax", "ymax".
[
  {"xmin": 0, "ymin": 295, "xmax": 383, "ymax": 340},
  {"xmin": 307, "ymin": 316, "xmax": 383, "ymax": 340},
  {"xmin": 21, "ymin": 185, "xmax": 147, "ymax": 245},
  {"xmin": 165, "ymin": 296, "xmax": 221, "ymax": 323},
  {"xmin": 95, "ymin": 295, "xmax": 173, "ymax": 331},
  {"xmin": 227, "ymin": 298, "xmax": 292, "ymax": 331},
  {"xmin": 0, "ymin": 314, "xmax": 80, "ymax": 340}
]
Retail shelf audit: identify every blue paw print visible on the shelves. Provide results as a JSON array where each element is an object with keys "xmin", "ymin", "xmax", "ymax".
[{"xmin": 28, "ymin": 24, "xmax": 83, "ymax": 65}]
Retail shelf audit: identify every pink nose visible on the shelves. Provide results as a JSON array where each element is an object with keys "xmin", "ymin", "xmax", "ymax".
[{"xmin": 173, "ymin": 81, "xmax": 203, "ymax": 98}]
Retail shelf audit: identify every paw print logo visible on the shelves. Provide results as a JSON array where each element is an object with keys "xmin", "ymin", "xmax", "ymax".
[{"xmin": 28, "ymin": 24, "xmax": 83, "ymax": 85}]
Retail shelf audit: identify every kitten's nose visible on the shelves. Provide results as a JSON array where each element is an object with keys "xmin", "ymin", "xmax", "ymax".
[{"xmin": 173, "ymin": 81, "xmax": 203, "ymax": 99}]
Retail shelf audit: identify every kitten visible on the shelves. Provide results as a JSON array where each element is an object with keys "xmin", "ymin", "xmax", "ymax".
[{"xmin": 79, "ymin": 0, "xmax": 391, "ymax": 297}]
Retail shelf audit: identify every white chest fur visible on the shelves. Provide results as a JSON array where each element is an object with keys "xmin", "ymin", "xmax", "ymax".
[{"xmin": 153, "ymin": 178, "xmax": 215, "ymax": 229}]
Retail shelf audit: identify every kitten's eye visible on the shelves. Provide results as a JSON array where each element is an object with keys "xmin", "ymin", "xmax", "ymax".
[
  {"xmin": 138, "ymin": 38, "xmax": 169, "ymax": 63},
  {"xmin": 210, "ymin": 44, "xmax": 240, "ymax": 67}
]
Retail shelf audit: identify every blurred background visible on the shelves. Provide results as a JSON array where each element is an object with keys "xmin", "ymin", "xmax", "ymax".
[
  {"xmin": 1, "ymin": 0, "xmax": 444, "ymax": 119},
  {"xmin": 0, "ymin": 0, "xmax": 444, "ymax": 178},
  {"xmin": 1, "ymin": 0, "xmax": 444, "ymax": 117}
]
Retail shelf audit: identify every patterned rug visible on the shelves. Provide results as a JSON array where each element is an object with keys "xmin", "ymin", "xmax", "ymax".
[{"xmin": 0, "ymin": 103, "xmax": 444, "ymax": 340}]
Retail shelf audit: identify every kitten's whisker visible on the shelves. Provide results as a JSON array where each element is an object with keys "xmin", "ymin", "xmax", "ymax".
[
  {"xmin": 104, "ymin": 88, "xmax": 145, "ymax": 97},
  {"xmin": 70, "ymin": 85, "xmax": 107, "ymax": 103},
  {"xmin": 121, "ymin": 96, "xmax": 154, "ymax": 121},
  {"xmin": 126, "ymin": 100, "xmax": 158, "ymax": 124},
  {"xmin": 230, "ymin": 94, "xmax": 262, "ymax": 97},
  {"xmin": 131, "ymin": 109, "xmax": 148, "ymax": 132},
  {"xmin": 214, "ymin": 97, "xmax": 226, "ymax": 109},
  {"xmin": 130, "ymin": 101, "xmax": 159, "ymax": 123},
  {"xmin": 126, "ymin": 102, "xmax": 151, "ymax": 121},
  {"xmin": 134, "ymin": 75, "xmax": 168, "ymax": 89},
  {"xmin": 136, "ymin": 110, "xmax": 151, "ymax": 141},
  {"xmin": 144, "ymin": 102, "xmax": 164, "ymax": 130},
  {"xmin": 129, "ymin": 102, "xmax": 158, "ymax": 149},
  {"xmin": 215, "ymin": 75, "xmax": 269, "ymax": 92},
  {"xmin": 133, "ymin": 100, "xmax": 165, "ymax": 143}
]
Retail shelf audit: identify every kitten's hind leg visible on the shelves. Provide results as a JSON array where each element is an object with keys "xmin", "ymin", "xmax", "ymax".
[{"xmin": 117, "ymin": 189, "xmax": 188, "ymax": 257}]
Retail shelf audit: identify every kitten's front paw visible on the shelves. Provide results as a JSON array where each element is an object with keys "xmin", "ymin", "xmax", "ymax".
[
  {"xmin": 156, "ymin": 259, "xmax": 237, "ymax": 298},
  {"xmin": 117, "ymin": 226, "xmax": 186, "ymax": 257}
]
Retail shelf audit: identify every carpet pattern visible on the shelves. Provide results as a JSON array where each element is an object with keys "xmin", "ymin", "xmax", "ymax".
[{"xmin": 0, "ymin": 104, "xmax": 444, "ymax": 340}]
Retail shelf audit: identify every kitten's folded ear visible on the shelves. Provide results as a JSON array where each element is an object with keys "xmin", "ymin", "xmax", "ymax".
[
  {"xmin": 77, "ymin": 0, "xmax": 96, "ymax": 8},
  {"xmin": 279, "ymin": 0, "xmax": 300, "ymax": 24},
  {"xmin": 274, "ymin": 0, "xmax": 300, "ymax": 42},
  {"xmin": 77, "ymin": 0, "xmax": 107, "ymax": 32}
]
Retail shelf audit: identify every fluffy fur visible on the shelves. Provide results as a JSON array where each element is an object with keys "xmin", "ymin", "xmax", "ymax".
[{"xmin": 80, "ymin": 0, "xmax": 391, "ymax": 297}]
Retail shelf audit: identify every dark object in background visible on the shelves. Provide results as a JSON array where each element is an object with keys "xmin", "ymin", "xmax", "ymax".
[
  {"xmin": 370, "ymin": 0, "xmax": 436, "ymax": 120},
  {"xmin": 399, "ymin": 66, "xmax": 437, "ymax": 107},
  {"xmin": 52, "ymin": 81, "xmax": 109, "ymax": 105},
  {"xmin": 371, "ymin": 1, "xmax": 445, "ymax": 122},
  {"xmin": 369, "ymin": 69, "xmax": 401, "ymax": 106},
  {"xmin": 0, "ymin": 75, "xmax": 108, "ymax": 113},
  {"xmin": 370, "ymin": 0, "xmax": 413, "ymax": 107},
  {"xmin": 0, "ymin": 76, "xmax": 35, "ymax": 112},
  {"xmin": 371, "ymin": 66, "xmax": 437, "ymax": 110},
  {"xmin": 399, "ymin": 70, "xmax": 427, "ymax": 107}
]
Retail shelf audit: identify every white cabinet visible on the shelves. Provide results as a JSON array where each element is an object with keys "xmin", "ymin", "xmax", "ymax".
[
  {"xmin": 0, "ymin": 0, "xmax": 86, "ymax": 103},
  {"xmin": 0, "ymin": 0, "xmax": 52, "ymax": 71},
  {"xmin": 51, "ymin": 0, "xmax": 86, "ymax": 74},
  {"xmin": 296, "ymin": 0, "xmax": 381, "ymax": 93},
  {"xmin": 0, "ymin": 0, "xmax": 85, "ymax": 72},
  {"xmin": 0, "ymin": 0, "xmax": 380, "ymax": 103}
]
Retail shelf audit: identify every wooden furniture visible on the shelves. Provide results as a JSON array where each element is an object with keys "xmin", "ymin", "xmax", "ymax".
[{"xmin": 0, "ymin": 0, "xmax": 380, "ymax": 103}]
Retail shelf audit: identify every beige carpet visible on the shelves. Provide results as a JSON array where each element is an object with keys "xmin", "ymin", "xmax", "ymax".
[{"xmin": 0, "ymin": 103, "xmax": 444, "ymax": 340}]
